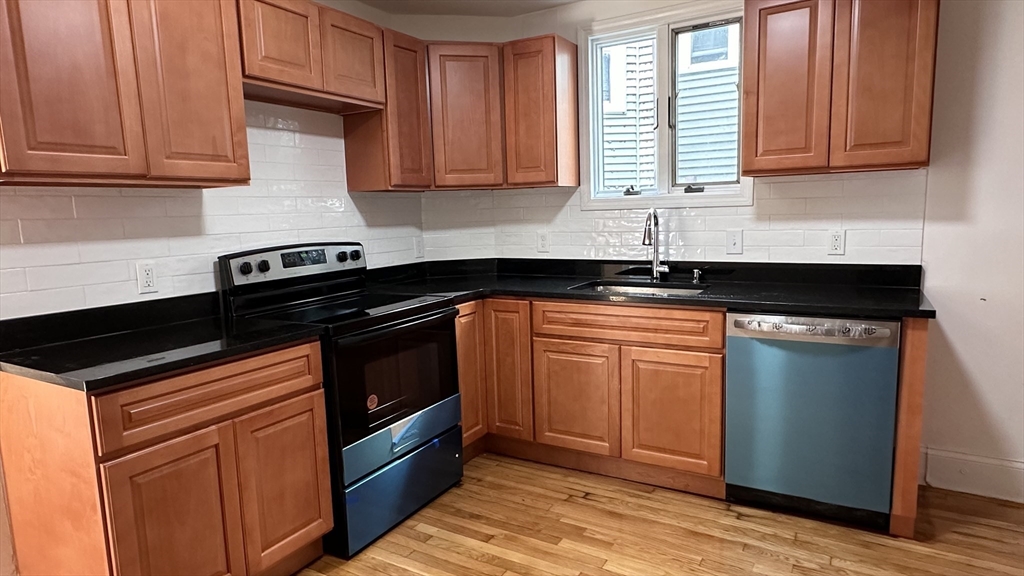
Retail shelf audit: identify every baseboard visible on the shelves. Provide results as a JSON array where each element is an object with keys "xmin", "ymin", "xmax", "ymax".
[{"xmin": 923, "ymin": 448, "xmax": 1024, "ymax": 503}]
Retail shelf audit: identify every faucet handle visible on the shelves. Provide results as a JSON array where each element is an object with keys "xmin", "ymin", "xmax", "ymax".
[{"xmin": 692, "ymin": 268, "xmax": 702, "ymax": 284}]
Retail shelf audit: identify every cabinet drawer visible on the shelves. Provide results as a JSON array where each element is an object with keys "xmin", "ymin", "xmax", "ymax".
[
  {"xmin": 92, "ymin": 343, "xmax": 322, "ymax": 456},
  {"xmin": 532, "ymin": 301, "xmax": 724, "ymax": 349}
]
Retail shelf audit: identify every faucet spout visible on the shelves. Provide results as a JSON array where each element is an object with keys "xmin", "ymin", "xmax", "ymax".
[{"xmin": 642, "ymin": 208, "xmax": 670, "ymax": 280}]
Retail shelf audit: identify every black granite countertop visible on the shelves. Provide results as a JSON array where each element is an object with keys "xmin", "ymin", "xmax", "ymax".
[{"xmin": 0, "ymin": 258, "xmax": 935, "ymax": 393}]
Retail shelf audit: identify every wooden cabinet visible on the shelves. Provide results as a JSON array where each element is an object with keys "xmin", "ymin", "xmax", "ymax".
[
  {"xmin": 533, "ymin": 338, "xmax": 620, "ymax": 456},
  {"xmin": 428, "ymin": 43, "xmax": 505, "ymax": 188},
  {"xmin": 101, "ymin": 423, "xmax": 247, "ymax": 576},
  {"xmin": 621, "ymin": 347, "xmax": 723, "ymax": 477},
  {"xmin": 0, "ymin": 0, "xmax": 148, "ymax": 177},
  {"xmin": 234, "ymin": 390, "xmax": 333, "ymax": 574},
  {"xmin": 239, "ymin": 0, "xmax": 323, "ymax": 90},
  {"xmin": 0, "ymin": 0, "xmax": 249, "ymax": 186},
  {"xmin": 830, "ymin": 0, "xmax": 939, "ymax": 167},
  {"xmin": 129, "ymin": 0, "xmax": 249, "ymax": 181},
  {"xmin": 456, "ymin": 302, "xmax": 488, "ymax": 445},
  {"xmin": 741, "ymin": 0, "xmax": 940, "ymax": 175},
  {"xmin": 320, "ymin": 8, "xmax": 385, "ymax": 102},
  {"xmin": 741, "ymin": 0, "xmax": 834, "ymax": 173},
  {"xmin": 344, "ymin": 29, "xmax": 433, "ymax": 191},
  {"xmin": 483, "ymin": 299, "xmax": 533, "ymax": 440},
  {"xmin": 503, "ymin": 35, "xmax": 579, "ymax": 187},
  {"xmin": 1, "ymin": 343, "xmax": 330, "ymax": 576}
]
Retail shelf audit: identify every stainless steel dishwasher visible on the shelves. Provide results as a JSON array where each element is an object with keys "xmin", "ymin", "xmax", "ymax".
[{"xmin": 725, "ymin": 313, "xmax": 901, "ymax": 529}]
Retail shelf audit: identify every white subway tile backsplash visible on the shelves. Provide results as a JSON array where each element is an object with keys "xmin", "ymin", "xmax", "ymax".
[
  {"xmin": 21, "ymin": 218, "xmax": 124, "ymax": 243},
  {"xmin": 75, "ymin": 196, "xmax": 167, "ymax": 218},
  {"xmin": 0, "ymin": 287, "xmax": 86, "ymax": 318},
  {"xmin": 0, "ymin": 196, "xmax": 75, "ymax": 220},
  {"xmin": 27, "ymin": 261, "xmax": 129, "ymax": 290},
  {"xmin": 0, "ymin": 269, "xmax": 27, "ymax": 294},
  {"xmin": 0, "ymin": 221, "xmax": 21, "ymax": 244}
]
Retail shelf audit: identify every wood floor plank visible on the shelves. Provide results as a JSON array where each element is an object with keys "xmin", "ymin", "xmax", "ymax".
[{"xmin": 319, "ymin": 454, "xmax": 1024, "ymax": 576}]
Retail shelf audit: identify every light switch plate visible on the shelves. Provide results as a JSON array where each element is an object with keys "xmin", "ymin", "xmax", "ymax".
[
  {"xmin": 137, "ymin": 261, "xmax": 157, "ymax": 294},
  {"xmin": 726, "ymin": 230, "xmax": 743, "ymax": 254},
  {"xmin": 829, "ymin": 230, "xmax": 846, "ymax": 255}
]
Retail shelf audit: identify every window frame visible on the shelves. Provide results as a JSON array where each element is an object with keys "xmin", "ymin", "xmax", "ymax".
[{"xmin": 578, "ymin": 1, "xmax": 752, "ymax": 211}]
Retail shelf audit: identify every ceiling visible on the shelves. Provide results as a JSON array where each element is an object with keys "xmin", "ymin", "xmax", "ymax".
[{"xmin": 358, "ymin": 0, "xmax": 578, "ymax": 17}]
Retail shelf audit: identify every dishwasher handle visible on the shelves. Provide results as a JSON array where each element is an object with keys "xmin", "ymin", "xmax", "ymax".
[{"xmin": 731, "ymin": 317, "xmax": 892, "ymax": 340}]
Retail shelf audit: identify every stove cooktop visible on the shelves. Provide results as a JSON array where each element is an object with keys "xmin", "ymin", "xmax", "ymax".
[{"xmin": 261, "ymin": 292, "xmax": 451, "ymax": 334}]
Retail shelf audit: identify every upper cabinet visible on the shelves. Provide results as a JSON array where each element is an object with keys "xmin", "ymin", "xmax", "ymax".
[
  {"xmin": 344, "ymin": 28, "xmax": 433, "ymax": 191},
  {"xmin": 130, "ymin": 0, "xmax": 249, "ymax": 181},
  {"xmin": 428, "ymin": 43, "xmax": 506, "ymax": 188},
  {"xmin": 830, "ymin": 0, "xmax": 939, "ymax": 168},
  {"xmin": 741, "ymin": 0, "xmax": 939, "ymax": 176},
  {"xmin": 320, "ymin": 8, "xmax": 385, "ymax": 102},
  {"xmin": 0, "ymin": 0, "xmax": 249, "ymax": 186},
  {"xmin": 239, "ymin": 0, "xmax": 324, "ymax": 90},
  {"xmin": 503, "ymin": 35, "xmax": 579, "ymax": 187},
  {"xmin": 0, "ymin": 0, "xmax": 149, "ymax": 178}
]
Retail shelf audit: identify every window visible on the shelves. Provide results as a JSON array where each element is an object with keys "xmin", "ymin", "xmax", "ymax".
[{"xmin": 583, "ymin": 8, "xmax": 751, "ymax": 209}]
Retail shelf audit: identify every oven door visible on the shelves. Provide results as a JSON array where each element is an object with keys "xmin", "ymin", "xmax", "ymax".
[{"xmin": 332, "ymin": 307, "xmax": 459, "ymax": 446}]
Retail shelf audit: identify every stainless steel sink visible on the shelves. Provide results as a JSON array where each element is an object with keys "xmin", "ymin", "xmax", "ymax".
[{"xmin": 569, "ymin": 281, "xmax": 706, "ymax": 298}]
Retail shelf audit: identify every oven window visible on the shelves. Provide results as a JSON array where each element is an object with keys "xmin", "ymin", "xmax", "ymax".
[{"xmin": 334, "ymin": 320, "xmax": 457, "ymax": 444}]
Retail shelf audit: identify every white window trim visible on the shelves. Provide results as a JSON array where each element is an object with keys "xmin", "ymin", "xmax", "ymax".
[{"xmin": 578, "ymin": 0, "xmax": 752, "ymax": 212}]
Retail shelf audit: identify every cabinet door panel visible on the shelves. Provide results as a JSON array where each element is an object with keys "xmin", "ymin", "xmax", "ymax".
[
  {"xmin": 0, "ymin": 0, "xmax": 147, "ymax": 176},
  {"xmin": 741, "ymin": 0, "xmax": 833, "ymax": 173},
  {"xmin": 456, "ymin": 302, "xmax": 488, "ymax": 445},
  {"xmin": 534, "ymin": 338, "xmax": 620, "ymax": 456},
  {"xmin": 321, "ymin": 7, "xmax": 385, "ymax": 102},
  {"xmin": 235, "ymin": 390, "xmax": 333, "ymax": 574},
  {"xmin": 101, "ymin": 423, "xmax": 246, "ymax": 576},
  {"xmin": 130, "ymin": 0, "xmax": 249, "ymax": 180},
  {"xmin": 385, "ymin": 29, "xmax": 433, "ymax": 187},
  {"xmin": 621, "ymin": 347, "xmax": 723, "ymax": 477},
  {"xmin": 830, "ymin": 0, "xmax": 938, "ymax": 167},
  {"xmin": 484, "ymin": 299, "xmax": 532, "ymax": 440},
  {"xmin": 239, "ymin": 0, "xmax": 323, "ymax": 90},
  {"xmin": 504, "ymin": 36, "xmax": 556, "ymax": 186},
  {"xmin": 428, "ymin": 44, "xmax": 504, "ymax": 187}
]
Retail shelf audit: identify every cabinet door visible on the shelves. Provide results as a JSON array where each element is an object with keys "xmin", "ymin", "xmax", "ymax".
[
  {"xmin": 534, "ymin": 338, "xmax": 620, "ymax": 457},
  {"xmin": 830, "ymin": 0, "xmax": 939, "ymax": 167},
  {"xmin": 239, "ymin": 0, "xmax": 324, "ymax": 90},
  {"xmin": 385, "ymin": 29, "xmax": 434, "ymax": 188},
  {"xmin": 483, "ymin": 299, "xmax": 533, "ymax": 440},
  {"xmin": 741, "ymin": 0, "xmax": 833, "ymax": 174},
  {"xmin": 234, "ymin": 390, "xmax": 333, "ymax": 574},
  {"xmin": 320, "ymin": 7, "xmax": 385, "ymax": 102},
  {"xmin": 503, "ymin": 36, "xmax": 557, "ymax": 186},
  {"xmin": 101, "ymin": 423, "xmax": 246, "ymax": 576},
  {"xmin": 428, "ymin": 44, "xmax": 505, "ymax": 187},
  {"xmin": 0, "ymin": 0, "xmax": 147, "ymax": 176},
  {"xmin": 129, "ymin": 0, "xmax": 249, "ymax": 181},
  {"xmin": 621, "ymin": 347, "xmax": 723, "ymax": 477},
  {"xmin": 456, "ymin": 302, "xmax": 488, "ymax": 445}
]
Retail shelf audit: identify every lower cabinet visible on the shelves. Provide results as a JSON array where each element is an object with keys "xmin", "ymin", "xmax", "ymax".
[
  {"xmin": 234, "ymin": 391, "xmax": 333, "ymax": 574},
  {"xmin": 533, "ymin": 338, "xmax": 620, "ymax": 457},
  {"xmin": 456, "ymin": 301, "xmax": 488, "ymax": 445},
  {"xmin": 483, "ymin": 299, "xmax": 533, "ymax": 440},
  {"xmin": 621, "ymin": 347, "xmax": 723, "ymax": 477},
  {"xmin": 101, "ymin": 422, "xmax": 247, "ymax": 576}
]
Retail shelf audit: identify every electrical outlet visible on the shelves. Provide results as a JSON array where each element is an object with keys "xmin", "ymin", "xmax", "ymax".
[
  {"xmin": 537, "ymin": 231, "xmax": 550, "ymax": 253},
  {"xmin": 829, "ymin": 230, "xmax": 846, "ymax": 255},
  {"xmin": 413, "ymin": 237, "xmax": 424, "ymax": 258},
  {"xmin": 726, "ymin": 230, "xmax": 743, "ymax": 254},
  {"xmin": 137, "ymin": 262, "xmax": 158, "ymax": 294}
]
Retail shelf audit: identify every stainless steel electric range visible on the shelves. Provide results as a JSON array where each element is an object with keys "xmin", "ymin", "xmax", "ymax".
[{"xmin": 217, "ymin": 242, "xmax": 463, "ymax": 557}]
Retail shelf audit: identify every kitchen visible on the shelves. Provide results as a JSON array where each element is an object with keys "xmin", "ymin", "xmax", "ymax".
[{"xmin": 0, "ymin": 0, "xmax": 1021, "ymax": 575}]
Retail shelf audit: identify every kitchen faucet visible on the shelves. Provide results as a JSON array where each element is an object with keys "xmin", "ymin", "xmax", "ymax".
[{"xmin": 641, "ymin": 208, "xmax": 670, "ymax": 280}]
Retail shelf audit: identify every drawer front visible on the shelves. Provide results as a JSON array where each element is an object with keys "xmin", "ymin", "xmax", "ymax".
[
  {"xmin": 532, "ymin": 301, "xmax": 724, "ymax": 349},
  {"xmin": 93, "ymin": 343, "xmax": 322, "ymax": 457}
]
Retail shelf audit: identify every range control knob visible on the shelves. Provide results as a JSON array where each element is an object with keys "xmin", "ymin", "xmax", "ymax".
[
  {"xmin": 336, "ymin": 251, "xmax": 349, "ymax": 263},
  {"xmin": 350, "ymin": 249, "xmax": 362, "ymax": 261},
  {"xmin": 257, "ymin": 260, "xmax": 271, "ymax": 273},
  {"xmin": 239, "ymin": 261, "xmax": 253, "ymax": 275}
]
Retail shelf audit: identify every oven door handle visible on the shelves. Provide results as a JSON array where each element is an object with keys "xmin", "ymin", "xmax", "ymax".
[{"xmin": 334, "ymin": 307, "xmax": 458, "ymax": 347}]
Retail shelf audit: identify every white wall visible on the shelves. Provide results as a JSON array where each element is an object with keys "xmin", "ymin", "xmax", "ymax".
[
  {"xmin": 919, "ymin": 0, "xmax": 1024, "ymax": 502},
  {"xmin": 0, "ymin": 101, "xmax": 423, "ymax": 319}
]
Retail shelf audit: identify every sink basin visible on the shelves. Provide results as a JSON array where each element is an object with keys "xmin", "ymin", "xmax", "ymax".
[{"xmin": 569, "ymin": 280, "xmax": 707, "ymax": 298}]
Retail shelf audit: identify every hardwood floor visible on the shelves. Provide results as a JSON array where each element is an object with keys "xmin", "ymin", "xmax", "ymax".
[{"xmin": 301, "ymin": 454, "xmax": 1024, "ymax": 576}]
